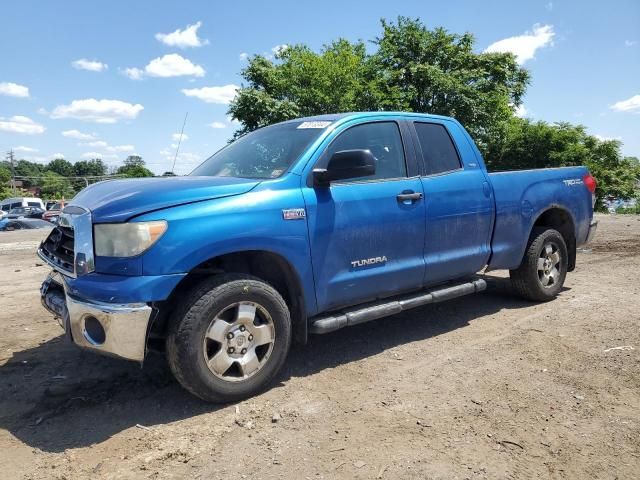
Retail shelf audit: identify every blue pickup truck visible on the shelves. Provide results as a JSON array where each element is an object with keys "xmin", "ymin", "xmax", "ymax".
[{"xmin": 38, "ymin": 112, "xmax": 598, "ymax": 402}]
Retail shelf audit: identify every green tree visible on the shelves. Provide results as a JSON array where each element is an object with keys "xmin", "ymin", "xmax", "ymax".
[
  {"xmin": 117, "ymin": 156, "xmax": 153, "ymax": 178},
  {"xmin": 0, "ymin": 165, "xmax": 12, "ymax": 199},
  {"xmin": 372, "ymin": 17, "xmax": 529, "ymax": 149},
  {"xmin": 40, "ymin": 171, "xmax": 75, "ymax": 199},
  {"xmin": 123, "ymin": 155, "xmax": 145, "ymax": 168},
  {"xmin": 47, "ymin": 158, "xmax": 75, "ymax": 177},
  {"xmin": 485, "ymin": 117, "xmax": 640, "ymax": 209},
  {"xmin": 74, "ymin": 159, "xmax": 107, "ymax": 177},
  {"xmin": 229, "ymin": 39, "xmax": 382, "ymax": 136},
  {"xmin": 229, "ymin": 17, "xmax": 529, "ymax": 150},
  {"xmin": 12, "ymin": 160, "xmax": 46, "ymax": 188}
]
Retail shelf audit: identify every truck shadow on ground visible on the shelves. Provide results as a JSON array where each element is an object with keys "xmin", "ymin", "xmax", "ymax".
[{"xmin": 0, "ymin": 276, "xmax": 566, "ymax": 452}]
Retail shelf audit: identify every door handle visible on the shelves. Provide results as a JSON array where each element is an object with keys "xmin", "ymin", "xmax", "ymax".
[{"xmin": 396, "ymin": 191, "xmax": 424, "ymax": 203}]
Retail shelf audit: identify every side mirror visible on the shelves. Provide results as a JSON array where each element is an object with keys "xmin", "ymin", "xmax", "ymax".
[{"xmin": 313, "ymin": 149, "xmax": 376, "ymax": 186}]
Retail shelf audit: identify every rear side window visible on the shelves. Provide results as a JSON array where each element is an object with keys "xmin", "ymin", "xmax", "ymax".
[
  {"xmin": 414, "ymin": 123, "xmax": 461, "ymax": 175},
  {"xmin": 27, "ymin": 202, "xmax": 40, "ymax": 207},
  {"xmin": 10, "ymin": 202, "xmax": 21, "ymax": 209},
  {"xmin": 321, "ymin": 122, "xmax": 407, "ymax": 181}
]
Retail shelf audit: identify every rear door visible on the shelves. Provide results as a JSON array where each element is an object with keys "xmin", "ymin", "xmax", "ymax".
[
  {"xmin": 302, "ymin": 120, "xmax": 426, "ymax": 312},
  {"xmin": 410, "ymin": 120, "xmax": 494, "ymax": 285}
]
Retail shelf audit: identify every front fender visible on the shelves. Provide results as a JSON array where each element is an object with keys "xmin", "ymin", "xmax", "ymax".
[{"xmin": 135, "ymin": 177, "xmax": 318, "ymax": 315}]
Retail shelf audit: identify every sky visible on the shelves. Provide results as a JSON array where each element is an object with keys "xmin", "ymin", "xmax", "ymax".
[{"xmin": 0, "ymin": 0, "xmax": 638, "ymax": 175}]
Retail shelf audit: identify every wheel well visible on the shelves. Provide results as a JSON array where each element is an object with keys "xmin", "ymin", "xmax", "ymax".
[
  {"xmin": 533, "ymin": 208, "xmax": 576, "ymax": 271},
  {"xmin": 149, "ymin": 251, "xmax": 307, "ymax": 348}
]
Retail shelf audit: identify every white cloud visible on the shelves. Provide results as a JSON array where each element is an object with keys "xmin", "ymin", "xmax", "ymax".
[
  {"xmin": 62, "ymin": 129, "xmax": 96, "ymax": 140},
  {"xmin": 209, "ymin": 121, "xmax": 227, "ymax": 129},
  {"xmin": 485, "ymin": 24, "xmax": 555, "ymax": 64},
  {"xmin": 50, "ymin": 153, "xmax": 65, "ymax": 160},
  {"xmin": 239, "ymin": 52, "xmax": 249, "ymax": 61},
  {"xmin": 122, "ymin": 67, "xmax": 145, "ymax": 80},
  {"xmin": 227, "ymin": 115, "xmax": 240, "ymax": 125},
  {"xmin": 0, "ymin": 82, "xmax": 30, "ymax": 98},
  {"xmin": 51, "ymin": 98, "xmax": 144, "ymax": 123},
  {"xmin": 106, "ymin": 144, "xmax": 135, "ymax": 153},
  {"xmin": 72, "ymin": 58, "xmax": 108, "ymax": 72},
  {"xmin": 0, "ymin": 115, "xmax": 46, "ymax": 134},
  {"xmin": 172, "ymin": 132, "xmax": 188, "ymax": 141},
  {"xmin": 610, "ymin": 94, "xmax": 640, "ymax": 113},
  {"xmin": 81, "ymin": 140, "xmax": 108, "ymax": 148},
  {"xmin": 81, "ymin": 151, "xmax": 103, "ymax": 159},
  {"xmin": 625, "ymin": 40, "xmax": 637, "ymax": 47},
  {"xmin": 13, "ymin": 146, "xmax": 38, "ymax": 153},
  {"xmin": 182, "ymin": 84, "xmax": 239, "ymax": 104},
  {"xmin": 271, "ymin": 44, "xmax": 289, "ymax": 55},
  {"xmin": 514, "ymin": 104, "xmax": 529, "ymax": 118},
  {"xmin": 144, "ymin": 54, "xmax": 205, "ymax": 78},
  {"xmin": 594, "ymin": 134, "xmax": 622, "ymax": 142},
  {"xmin": 155, "ymin": 21, "xmax": 209, "ymax": 48},
  {"xmin": 80, "ymin": 140, "xmax": 135, "ymax": 153}
]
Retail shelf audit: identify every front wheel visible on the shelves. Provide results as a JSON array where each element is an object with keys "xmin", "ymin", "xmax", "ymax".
[
  {"xmin": 510, "ymin": 228, "xmax": 568, "ymax": 302},
  {"xmin": 166, "ymin": 274, "xmax": 292, "ymax": 403}
]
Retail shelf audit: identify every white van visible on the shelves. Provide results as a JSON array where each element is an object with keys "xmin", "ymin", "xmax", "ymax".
[{"xmin": 0, "ymin": 197, "xmax": 45, "ymax": 213}]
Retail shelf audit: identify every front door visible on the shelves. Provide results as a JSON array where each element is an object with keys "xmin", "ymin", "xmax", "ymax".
[{"xmin": 302, "ymin": 120, "xmax": 426, "ymax": 312}]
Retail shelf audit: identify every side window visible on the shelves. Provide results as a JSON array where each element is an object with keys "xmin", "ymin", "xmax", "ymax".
[
  {"xmin": 322, "ymin": 122, "xmax": 407, "ymax": 181},
  {"xmin": 11, "ymin": 202, "xmax": 21, "ymax": 209},
  {"xmin": 414, "ymin": 123, "xmax": 462, "ymax": 175},
  {"xmin": 27, "ymin": 202, "xmax": 40, "ymax": 207},
  {"xmin": 1, "ymin": 205, "xmax": 9, "ymax": 212}
]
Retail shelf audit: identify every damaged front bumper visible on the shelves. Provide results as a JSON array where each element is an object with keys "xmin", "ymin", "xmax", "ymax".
[{"xmin": 40, "ymin": 272, "xmax": 153, "ymax": 362}]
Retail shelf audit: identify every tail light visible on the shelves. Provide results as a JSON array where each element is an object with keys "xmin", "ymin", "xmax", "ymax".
[
  {"xmin": 583, "ymin": 174, "xmax": 597, "ymax": 193},
  {"xmin": 584, "ymin": 173, "xmax": 597, "ymax": 208}
]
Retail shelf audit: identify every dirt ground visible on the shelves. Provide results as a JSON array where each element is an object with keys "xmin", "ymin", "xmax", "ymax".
[{"xmin": 0, "ymin": 213, "xmax": 638, "ymax": 480}]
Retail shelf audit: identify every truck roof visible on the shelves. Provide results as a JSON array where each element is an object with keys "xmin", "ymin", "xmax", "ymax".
[{"xmin": 282, "ymin": 111, "xmax": 455, "ymax": 125}]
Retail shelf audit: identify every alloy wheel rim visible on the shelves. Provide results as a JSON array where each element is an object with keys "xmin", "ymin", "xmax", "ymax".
[
  {"xmin": 202, "ymin": 301, "xmax": 275, "ymax": 382},
  {"xmin": 537, "ymin": 242, "xmax": 562, "ymax": 288}
]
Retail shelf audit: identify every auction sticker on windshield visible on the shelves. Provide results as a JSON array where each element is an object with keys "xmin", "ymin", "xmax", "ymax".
[{"xmin": 297, "ymin": 121, "xmax": 332, "ymax": 129}]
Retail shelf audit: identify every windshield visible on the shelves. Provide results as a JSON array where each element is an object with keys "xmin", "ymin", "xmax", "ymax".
[{"xmin": 190, "ymin": 120, "xmax": 331, "ymax": 179}]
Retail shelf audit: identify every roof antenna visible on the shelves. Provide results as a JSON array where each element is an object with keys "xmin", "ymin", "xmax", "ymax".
[{"xmin": 171, "ymin": 112, "xmax": 189, "ymax": 174}]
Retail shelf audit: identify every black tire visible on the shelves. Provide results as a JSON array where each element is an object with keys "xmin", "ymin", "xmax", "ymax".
[
  {"xmin": 510, "ymin": 228, "xmax": 568, "ymax": 302},
  {"xmin": 166, "ymin": 274, "xmax": 291, "ymax": 403}
]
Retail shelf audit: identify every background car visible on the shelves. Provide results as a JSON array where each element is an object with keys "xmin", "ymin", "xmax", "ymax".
[
  {"xmin": 0, "ymin": 219, "xmax": 53, "ymax": 231},
  {"xmin": 42, "ymin": 201, "xmax": 64, "ymax": 223},
  {"xmin": 7, "ymin": 206, "xmax": 46, "ymax": 219}
]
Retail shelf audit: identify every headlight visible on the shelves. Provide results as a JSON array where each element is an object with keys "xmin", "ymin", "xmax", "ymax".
[{"xmin": 94, "ymin": 221, "xmax": 167, "ymax": 257}]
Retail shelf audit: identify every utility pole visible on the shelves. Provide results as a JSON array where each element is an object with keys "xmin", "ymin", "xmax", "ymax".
[{"xmin": 7, "ymin": 150, "xmax": 16, "ymax": 195}]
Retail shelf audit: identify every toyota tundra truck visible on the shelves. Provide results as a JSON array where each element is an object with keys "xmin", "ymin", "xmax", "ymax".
[{"xmin": 38, "ymin": 112, "xmax": 598, "ymax": 402}]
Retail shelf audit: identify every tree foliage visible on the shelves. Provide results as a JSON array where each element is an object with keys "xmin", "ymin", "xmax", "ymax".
[
  {"xmin": 47, "ymin": 158, "xmax": 74, "ymax": 177},
  {"xmin": 230, "ymin": 16, "xmax": 529, "ymax": 149},
  {"xmin": 117, "ymin": 156, "xmax": 153, "ymax": 178},
  {"xmin": 40, "ymin": 171, "xmax": 75, "ymax": 199},
  {"xmin": 486, "ymin": 118, "xmax": 640, "ymax": 209},
  {"xmin": 73, "ymin": 159, "xmax": 107, "ymax": 177}
]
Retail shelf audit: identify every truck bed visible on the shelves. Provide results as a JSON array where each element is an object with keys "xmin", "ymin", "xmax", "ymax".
[{"xmin": 488, "ymin": 166, "xmax": 593, "ymax": 270}]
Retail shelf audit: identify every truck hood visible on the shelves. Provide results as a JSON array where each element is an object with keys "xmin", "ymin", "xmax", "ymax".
[{"xmin": 70, "ymin": 176, "xmax": 261, "ymax": 222}]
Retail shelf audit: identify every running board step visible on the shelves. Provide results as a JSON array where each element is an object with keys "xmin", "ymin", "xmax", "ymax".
[{"xmin": 310, "ymin": 278, "xmax": 487, "ymax": 334}]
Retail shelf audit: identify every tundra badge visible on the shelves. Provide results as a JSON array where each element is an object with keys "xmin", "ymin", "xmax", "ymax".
[{"xmin": 351, "ymin": 256, "xmax": 388, "ymax": 268}]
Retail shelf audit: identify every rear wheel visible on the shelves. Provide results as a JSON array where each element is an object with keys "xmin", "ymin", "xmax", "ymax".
[
  {"xmin": 510, "ymin": 228, "xmax": 568, "ymax": 302},
  {"xmin": 166, "ymin": 274, "xmax": 291, "ymax": 403}
]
